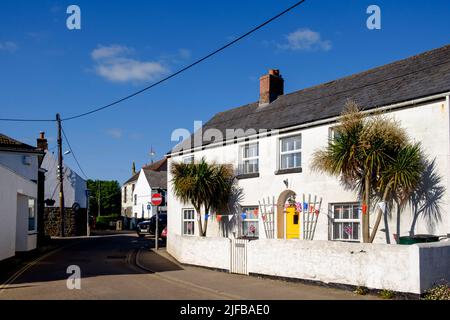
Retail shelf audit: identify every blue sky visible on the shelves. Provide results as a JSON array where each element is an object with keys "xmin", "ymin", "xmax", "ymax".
[{"xmin": 0, "ymin": 0, "xmax": 449, "ymax": 183}]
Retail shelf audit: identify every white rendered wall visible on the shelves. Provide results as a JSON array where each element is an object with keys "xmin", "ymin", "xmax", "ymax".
[{"xmin": 0, "ymin": 164, "xmax": 37, "ymax": 261}]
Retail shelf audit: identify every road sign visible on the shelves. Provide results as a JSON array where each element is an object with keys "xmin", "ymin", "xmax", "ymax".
[{"xmin": 151, "ymin": 193, "xmax": 163, "ymax": 206}]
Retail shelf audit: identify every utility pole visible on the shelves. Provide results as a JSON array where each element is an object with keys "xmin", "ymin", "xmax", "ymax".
[
  {"xmin": 97, "ymin": 180, "xmax": 101, "ymax": 217},
  {"xmin": 56, "ymin": 113, "xmax": 65, "ymax": 237}
]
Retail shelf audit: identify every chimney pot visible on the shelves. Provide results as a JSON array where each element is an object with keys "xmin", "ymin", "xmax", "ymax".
[
  {"xmin": 259, "ymin": 69, "xmax": 284, "ymax": 106},
  {"xmin": 37, "ymin": 131, "xmax": 48, "ymax": 151}
]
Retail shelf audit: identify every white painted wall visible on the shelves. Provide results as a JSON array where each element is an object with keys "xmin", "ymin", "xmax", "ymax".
[
  {"xmin": 121, "ymin": 181, "xmax": 135, "ymax": 218},
  {"xmin": 168, "ymin": 233, "xmax": 230, "ymax": 270},
  {"xmin": 168, "ymin": 235, "xmax": 450, "ymax": 294},
  {"xmin": 132, "ymin": 169, "xmax": 167, "ymax": 220},
  {"xmin": 0, "ymin": 164, "xmax": 37, "ymax": 261},
  {"xmin": 0, "ymin": 152, "xmax": 38, "ymax": 182},
  {"xmin": 41, "ymin": 152, "xmax": 87, "ymax": 208},
  {"xmin": 168, "ymin": 99, "xmax": 450, "ymax": 243}
]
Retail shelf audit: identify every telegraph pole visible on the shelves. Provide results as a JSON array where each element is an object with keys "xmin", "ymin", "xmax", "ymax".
[{"xmin": 56, "ymin": 113, "xmax": 65, "ymax": 237}]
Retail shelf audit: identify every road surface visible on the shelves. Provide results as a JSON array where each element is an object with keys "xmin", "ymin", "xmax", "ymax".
[{"xmin": 0, "ymin": 234, "xmax": 377, "ymax": 300}]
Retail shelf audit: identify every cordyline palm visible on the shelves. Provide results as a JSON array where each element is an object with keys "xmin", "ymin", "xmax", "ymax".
[
  {"xmin": 312, "ymin": 100, "xmax": 414, "ymax": 243},
  {"xmin": 171, "ymin": 158, "xmax": 234, "ymax": 237},
  {"xmin": 369, "ymin": 143, "xmax": 424, "ymax": 242}
]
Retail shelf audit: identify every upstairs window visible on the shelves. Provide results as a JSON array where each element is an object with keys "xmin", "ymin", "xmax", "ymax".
[
  {"xmin": 239, "ymin": 142, "xmax": 259, "ymax": 174},
  {"xmin": 279, "ymin": 135, "xmax": 301, "ymax": 170},
  {"xmin": 183, "ymin": 155, "xmax": 194, "ymax": 164}
]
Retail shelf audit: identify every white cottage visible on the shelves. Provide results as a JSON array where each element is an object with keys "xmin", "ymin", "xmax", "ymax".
[
  {"xmin": 165, "ymin": 45, "xmax": 450, "ymax": 293},
  {"xmin": 123, "ymin": 158, "xmax": 168, "ymax": 227},
  {"xmin": 0, "ymin": 134, "xmax": 43, "ymax": 261}
]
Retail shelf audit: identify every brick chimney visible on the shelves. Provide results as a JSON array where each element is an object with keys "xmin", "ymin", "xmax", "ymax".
[
  {"xmin": 259, "ymin": 69, "xmax": 284, "ymax": 106},
  {"xmin": 37, "ymin": 131, "xmax": 48, "ymax": 151}
]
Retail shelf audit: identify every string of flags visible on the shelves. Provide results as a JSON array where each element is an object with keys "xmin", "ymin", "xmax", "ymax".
[
  {"xmin": 283, "ymin": 202, "xmax": 320, "ymax": 215},
  {"xmin": 203, "ymin": 208, "xmax": 261, "ymax": 222}
]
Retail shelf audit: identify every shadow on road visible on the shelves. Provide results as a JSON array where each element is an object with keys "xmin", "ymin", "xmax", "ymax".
[{"xmin": 1, "ymin": 235, "xmax": 183, "ymax": 287}]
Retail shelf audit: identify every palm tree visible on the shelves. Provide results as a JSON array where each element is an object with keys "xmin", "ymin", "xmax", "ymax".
[
  {"xmin": 369, "ymin": 143, "xmax": 424, "ymax": 242},
  {"xmin": 311, "ymin": 100, "xmax": 414, "ymax": 243},
  {"xmin": 171, "ymin": 158, "xmax": 234, "ymax": 237}
]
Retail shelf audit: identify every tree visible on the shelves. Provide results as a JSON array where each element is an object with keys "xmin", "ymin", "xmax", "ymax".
[
  {"xmin": 87, "ymin": 179, "xmax": 121, "ymax": 217},
  {"xmin": 311, "ymin": 100, "xmax": 419, "ymax": 242},
  {"xmin": 171, "ymin": 158, "xmax": 234, "ymax": 237}
]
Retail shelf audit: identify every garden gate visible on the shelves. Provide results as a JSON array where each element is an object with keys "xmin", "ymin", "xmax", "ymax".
[{"xmin": 230, "ymin": 238, "xmax": 249, "ymax": 275}]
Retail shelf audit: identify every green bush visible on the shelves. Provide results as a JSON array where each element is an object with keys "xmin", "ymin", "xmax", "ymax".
[
  {"xmin": 353, "ymin": 286, "xmax": 369, "ymax": 295},
  {"xmin": 95, "ymin": 215, "xmax": 120, "ymax": 230},
  {"xmin": 422, "ymin": 283, "xmax": 450, "ymax": 300},
  {"xmin": 379, "ymin": 289, "xmax": 395, "ymax": 299}
]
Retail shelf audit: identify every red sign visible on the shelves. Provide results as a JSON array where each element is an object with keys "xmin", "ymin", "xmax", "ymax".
[{"xmin": 151, "ymin": 193, "xmax": 163, "ymax": 206}]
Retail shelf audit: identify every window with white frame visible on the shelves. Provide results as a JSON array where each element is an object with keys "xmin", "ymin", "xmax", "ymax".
[
  {"xmin": 329, "ymin": 126, "xmax": 342, "ymax": 141},
  {"xmin": 239, "ymin": 142, "xmax": 259, "ymax": 174},
  {"xmin": 183, "ymin": 155, "xmax": 194, "ymax": 164},
  {"xmin": 28, "ymin": 198, "xmax": 36, "ymax": 231},
  {"xmin": 241, "ymin": 206, "xmax": 259, "ymax": 238},
  {"xmin": 279, "ymin": 134, "xmax": 302, "ymax": 170},
  {"xmin": 182, "ymin": 209, "xmax": 195, "ymax": 236},
  {"xmin": 331, "ymin": 203, "xmax": 361, "ymax": 242}
]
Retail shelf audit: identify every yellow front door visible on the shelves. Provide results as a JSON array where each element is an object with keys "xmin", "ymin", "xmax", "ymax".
[{"xmin": 286, "ymin": 206, "xmax": 300, "ymax": 239}]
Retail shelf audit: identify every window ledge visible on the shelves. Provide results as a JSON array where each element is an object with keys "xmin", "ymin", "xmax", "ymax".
[
  {"xmin": 274, "ymin": 167, "xmax": 302, "ymax": 175},
  {"xmin": 236, "ymin": 173, "xmax": 260, "ymax": 180}
]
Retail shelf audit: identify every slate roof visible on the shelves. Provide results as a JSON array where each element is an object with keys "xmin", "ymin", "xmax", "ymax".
[
  {"xmin": 122, "ymin": 158, "xmax": 167, "ymax": 185},
  {"xmin": 0, "ymin": 133, "xmax": 42, "ymax": 154},
  {"xmin": 123, "ymin": 172, "xmax": 140, "ymax": 185},
  {"xmin": 172, "ymin": 44, "xmax": 450, "ymax": 154},
  {"xmin": 143, "ymin": 169, "xmax": 167, "ymax": 189}
]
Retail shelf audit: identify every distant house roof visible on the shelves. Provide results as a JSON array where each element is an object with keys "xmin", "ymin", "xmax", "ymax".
[
  {"xmin": 142, "ymin": 169, "xmax": 167, "ymax": 189},
  {"xmin": 124, "ymin": 172, "xmax": 140, "ymax": 185},
  {"xmin": 123, "ymin": 158, "xmax": 167, "ymax": 185},
  {"xmin": 0, "ymin": 133, "xmax": 42, "ymax": 154},
  {"xmin": 172, "ymin": 44, "xmax": 450, "ymax": 154},
  {"xmin": 143, "ymin": 158, "xmax": 167, "ymax": 171}
]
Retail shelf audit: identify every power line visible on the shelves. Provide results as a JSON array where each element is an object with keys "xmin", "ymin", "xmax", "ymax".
[
  {"xmin": 0, "ymin": 0, "xmax": 306, "ymax": 123},
  {"xmin": 61, "ymin": 126, "xmax": 89, "ymax": 180},
  {"xmin": 62, "ymin": 0, "xmax": 307, "ymax": 121}
]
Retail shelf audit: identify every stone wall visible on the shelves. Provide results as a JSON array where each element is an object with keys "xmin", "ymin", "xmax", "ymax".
[{"xmin": 44, "ymin": 207, "xmax": 87, "ymax": 237}]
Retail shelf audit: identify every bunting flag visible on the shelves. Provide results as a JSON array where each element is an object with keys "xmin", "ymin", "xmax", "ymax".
[
  {"xmin": 241, "ymin": 213, "xmax": 247, "ymax": 220},
  {"xmin": 228, "ymin": 214, "xmax": 234, "ymax": 221},
  {"xmin": 295, "ymin": 202, "xmax": 302, "ymax": 212},
  {"xmin": 315, "ymin": 209, "xmax": 319, "ymax": 216},
  {"xmin": 254, "ymin": 208, "xmax": 259, "ymax": 216},
  {"xmin": 262, "ymin": 214, "xmax": 267, "ymax": 222},
  {"xmin": 303, "ymin": 202, "xmax": 308, "ymax": 210},
  {"xmin": 362, "ymin": 203, "xmax": 368, "ymax": 215},
  {"xmin": 205, "ymin": 214, "xmax": 209, "ymax": 220},
  {"xmin": 216, "ymin": 215, "xmax": 222, "ymax": 222}
]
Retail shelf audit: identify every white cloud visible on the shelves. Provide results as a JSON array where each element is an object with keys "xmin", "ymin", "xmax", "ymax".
[
  {"xmin": 0, "ymin": 41, "xmax": 18, "ymax": 53},
  {"xmin": 91, "ymin": 45, "xmax": 169, "ymax": 83},
  {"xmin": 106, "ymin": 128, "xmax": 123, "ymax": 139},
  {"xmin": 277, "ymin": 28, "xmax": 331, "ymax": 51},
  {"xmin": 91, "ymin": 45, "xmax": 133, "ymax": 60}
]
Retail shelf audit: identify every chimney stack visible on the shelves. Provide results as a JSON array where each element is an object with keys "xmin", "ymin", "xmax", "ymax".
[
  {"xmin": 259, "ymin": 69, "xmax": 284, "ymax": 106},
  {"xmin": 37, "ymin": 131, "xmax": 48, "ymax": 151}
]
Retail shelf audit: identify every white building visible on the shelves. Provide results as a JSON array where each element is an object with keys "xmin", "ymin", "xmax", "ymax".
[
  {"xmin": 165, "ymin": 45, "xmax": 450, "ymax": 294},
  {"xmin": 0, "ymin": 134, "xmax": 43, "ymax": 261},
  {"xmin": 41, "ymin": 150, "xmax": 87, "ymax": 210},
  {"xmin": 122, "ymin": 158, "xmax": 167, "ymax": 227}
]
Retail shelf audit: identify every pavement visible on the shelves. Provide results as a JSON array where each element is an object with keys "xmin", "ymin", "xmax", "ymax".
[{"xmin": 0, "ymin": 233, "xmax": 378, "ymax": 300}]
